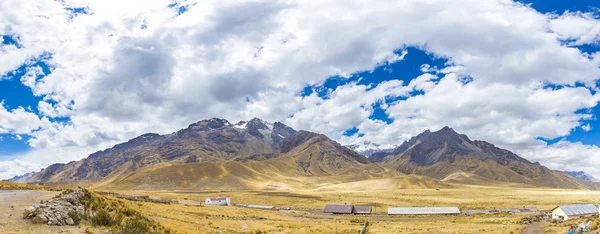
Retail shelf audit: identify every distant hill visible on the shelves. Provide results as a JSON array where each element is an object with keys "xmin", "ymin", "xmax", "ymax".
[
  {"xmin": 563, "ymin": 171, "xmax": 600, "ymax": 183},
  {"xmin": 9, "ymin": 171, "xmax": 39, "ymax": 183},
  {"xmin": 376, "ymin": 127, "xmax": 597, "ymax": 189}
]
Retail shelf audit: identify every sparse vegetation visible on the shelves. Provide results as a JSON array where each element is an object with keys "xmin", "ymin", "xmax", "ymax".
[
  {"xmin": 120, "ymin": 218, "xmax": 150, "ymax": 234},
  {"xmin": 80, "ymin": 189, "xmax": 171, "ymax": 233},
  {"xmin": 85, "ymin": 227, "xmax": 95, "ymax": 234},
  {"xmin": 0, "ymin": 181, "xmax": 61, "ymax": 191},
  {"xmin": 91, "ymin": 210, "xmax": 115, "ymax": 226},
  {"xmin": 68, "ymin": 210, "xmax": 83, "ymax": 225}
]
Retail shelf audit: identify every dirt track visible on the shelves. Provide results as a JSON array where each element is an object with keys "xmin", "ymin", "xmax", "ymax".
[{"xmin": 520, "ymin": 222, "xmax": 543, "ymax": 234}]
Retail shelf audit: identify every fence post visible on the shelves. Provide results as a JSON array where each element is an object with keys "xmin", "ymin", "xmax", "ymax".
[{"xmin": 359, "ymin": 221, "xmax": 369, "ymax": 234}]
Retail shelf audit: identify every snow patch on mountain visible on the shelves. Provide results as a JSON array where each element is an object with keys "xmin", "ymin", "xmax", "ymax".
[{"xmin": 345, "ymin": 141, "xmax": 397, "ymax": 157}]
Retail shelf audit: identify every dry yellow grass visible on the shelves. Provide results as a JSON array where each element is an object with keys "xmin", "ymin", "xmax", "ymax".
[
  {"xmin": 0, "ymin": 180, "xmax": 61, "ymax": 191},
  {"xmin": 105, "ymin": 181, "xmax": 600, "ymax": 233}
]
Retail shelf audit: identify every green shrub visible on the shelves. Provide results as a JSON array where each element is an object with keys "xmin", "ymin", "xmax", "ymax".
[
  {"xmin": 91, "ymin": 210, "xmax": 114, "ymax": 226},
  {"xmin": 85, "ymin": 227, "xmax": 95, "ymax": 234},
  {"xmin": 122, "ymin": 208, "xmax": 140, "ymax": 217},
  {"xmin": 68, "ymin": 211, "xmax": 83, "ymax": 225},
  {"xmin": 119, "ymin": 219, "xmax": 149, "ymax": 234}
]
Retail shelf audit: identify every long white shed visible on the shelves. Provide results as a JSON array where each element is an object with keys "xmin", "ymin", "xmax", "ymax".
[{"xmin": 388, "ymin": 207, "xmax": 460, "ymax": 215}]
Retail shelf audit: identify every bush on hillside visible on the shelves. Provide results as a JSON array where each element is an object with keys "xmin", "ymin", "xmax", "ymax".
[
  {"xmin": 91, "ymin": 210, "xmax": 115, "ymax": 226},
  {"xmin": 120, "ymin": 218, "xmax": 150, "ymax": 234}
]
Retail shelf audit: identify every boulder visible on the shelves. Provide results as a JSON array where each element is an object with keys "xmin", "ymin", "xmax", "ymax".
[
  {"xmin": 23, "ymin": 206, "xmax": 36, "ymax": 218},
  {"xmin": 31, "ymin": 215, "xmax": 48, "ymax": 224}
]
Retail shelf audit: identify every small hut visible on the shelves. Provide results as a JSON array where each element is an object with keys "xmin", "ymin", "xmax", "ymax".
[{"xmin": 205, "ymin": 196, "xmax": 231, "ymax": 206}]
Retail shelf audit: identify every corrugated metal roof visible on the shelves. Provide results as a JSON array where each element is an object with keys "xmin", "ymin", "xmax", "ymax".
[
  {"xmin": 388, "ymin": 207, "xmax": 460, "ymax": 215},
  {"xmin": 554, "ymin": 204, "xmax": 598, "ymax": 216},
  {"xmin": 353, "ymin": 206, "xmax": 372, "ymax": 214},
  {"xmin": 324, "ymin": 204, "xmax": 353, "ymax": 214},
  {"xmin": 247, "ymin": 204, "xmax": 274, "ymax": 209}
]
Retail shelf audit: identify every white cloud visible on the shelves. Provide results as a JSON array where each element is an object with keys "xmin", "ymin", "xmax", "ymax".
[
  {"xmin": 582, "ymin": 124, "xmax": 592, "ymax": 132},
  {"xmin": 0, "ymin": 102, "xmax": 45, "ymax": 135},
  {"xmin": 519, "ymin": 140, "xmax": 600, "ymax": 177},
  {"xmin": 0, "ymin": 159, "xmax": 43, "ymax": 180},
  {"xmin": 550, "ymin": 12, "xmax": 600, "ymax": 46},
  {"xmin": 1, "ymin": 0, "xmax": 600, "ymax": 178}
]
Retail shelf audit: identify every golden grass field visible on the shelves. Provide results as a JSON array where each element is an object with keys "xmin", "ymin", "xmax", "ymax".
[
  {"xmin": 0, "ymin": 180, "xmax": 61, "ymax": 191},
  {"xmin": 108, "ymin": 179, "xmax": 600, "ymax": 234},
  {"xmin": 4, "ymin": 178, "xmax": 600, "ymax": 233}
]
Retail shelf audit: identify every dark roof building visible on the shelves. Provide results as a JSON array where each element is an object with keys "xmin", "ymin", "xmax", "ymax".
[
  {"xmin": 353, "ymin": 206, "xmax": 372, "ymax": 214},
  {"xmin": 324, "ymin": 204, "xmax": 354, "ymax": 214}
]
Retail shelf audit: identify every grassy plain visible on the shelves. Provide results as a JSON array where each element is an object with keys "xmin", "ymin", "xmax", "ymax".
[
  {"xmin": 108, "ymin": 179, "xmax": 600, "ymax": 234},
  {"xmin": 0, "ymin": 180, "xmax": 61, "ymax": 191}
]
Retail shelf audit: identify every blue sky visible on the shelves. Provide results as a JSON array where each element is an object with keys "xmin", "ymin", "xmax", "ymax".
[{"xmin": 1, "ymin": 0, "xmax": 600, "ymax": 178}]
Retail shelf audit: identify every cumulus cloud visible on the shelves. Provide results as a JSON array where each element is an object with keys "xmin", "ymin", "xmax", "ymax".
[
  {"xmin": 0, "ymin": 159, "xmax": 43, "ymax": 179},
  {"xmin": 519, "ymin": 140, "xmax": 600, "ymax": 177},
  {"xmin": 0, "ymin": 102, "xmax": 45, "ymax": 135},
  {"xmin": 1, "ymin": 0, "xmax": 600, "ymax": 178},
  {"xmin": 550, "ymin": 12, "xmax": 600, "ymax": 46}
]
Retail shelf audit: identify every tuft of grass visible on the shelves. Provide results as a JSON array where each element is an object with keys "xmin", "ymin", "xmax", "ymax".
[
  {"xmin": 91, "ymin": 210, "xmax": 115, "ymax": 226},
  {"xmin": 68, "ymin": 211, "xmax": 83, "ymax": 225},
  {"xmin": 84, "ymin": 227, "xmax": 95, "ymax": 234},
  {"xmin": 120, "ymin": 218, "xmax": 150, "ymax": 234}
]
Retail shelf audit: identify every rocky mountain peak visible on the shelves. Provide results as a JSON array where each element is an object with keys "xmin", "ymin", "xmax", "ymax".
[
  {"xmin": 247, "ymin": 117, "xmax": 272, "ymax": 130},
  {"xmin": 188, "ymin": 118, "xmax": 231, "ymax": 131},
  {"xmin": 430, "ymin": 126, "xmax": 469, "ymax": 141}
]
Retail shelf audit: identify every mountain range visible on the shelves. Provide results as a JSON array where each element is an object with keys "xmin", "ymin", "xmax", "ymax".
[
  {"xmin": 12, "ymin": 118, "xmax": 598, "ymax": 190},
  {"xmin": 563, "ymin": 171, "xmax": 600, "ymax": 183}
]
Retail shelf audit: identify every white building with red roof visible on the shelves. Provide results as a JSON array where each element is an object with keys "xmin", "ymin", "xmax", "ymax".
[{"xmin": 205, "ymin": 196, "xmax": 231, "ymax": 206}]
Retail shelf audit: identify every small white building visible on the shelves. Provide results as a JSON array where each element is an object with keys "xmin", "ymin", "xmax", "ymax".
[
  {"xmin": 205, "ymin": 196, "xmax": 231, "ymax": 206},
  {"xmin": 551, "ymin": 204, "xmax": 598, "ymax": 221}
]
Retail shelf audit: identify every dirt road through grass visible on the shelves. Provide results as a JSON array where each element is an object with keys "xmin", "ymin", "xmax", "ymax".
[{"xmin": 520, "ymin": 221, "xmax": 543, "ymax": 234}]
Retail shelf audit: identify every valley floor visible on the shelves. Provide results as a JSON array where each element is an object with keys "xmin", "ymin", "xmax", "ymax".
[
  {"xmin": 107, "ymin": 182, "xmax": 600, "ymax": 233},
  {"xmin": 4, "ymin": 181, "xmax": 600, "ymax": 233}
]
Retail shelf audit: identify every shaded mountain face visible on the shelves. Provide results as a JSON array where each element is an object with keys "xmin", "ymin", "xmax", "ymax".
[
  {"xmin": 563, "ymin": 171, "xmax": 600, "ymax": 182},
  {"xmin": 368, "ymin": 130, "xmax": 432, "ymax": 163},
  {"xmin": 24, "ymin": 118, "xmax": 372, "ymax": 185},
  {"xmin": 27, "ymin": 118, "xmax": 296, "ymax": 183},
  {"xmin": 380, "ymin": 127, "xmax": 592, "ymax": 189}
]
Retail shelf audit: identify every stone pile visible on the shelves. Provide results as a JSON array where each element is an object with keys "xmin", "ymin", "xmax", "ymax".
[{"xmin": 23, "ymin": 187, "xmax": 86, "ymax": 226}]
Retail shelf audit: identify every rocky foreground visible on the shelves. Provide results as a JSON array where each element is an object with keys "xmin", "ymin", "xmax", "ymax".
[
  {"xmin": 19, "ymin": 186, "xmax": 172, "ymax": 233},
  {"xmin": 23, "ymin": 187, "xmax": 86, "ymax": 226}
]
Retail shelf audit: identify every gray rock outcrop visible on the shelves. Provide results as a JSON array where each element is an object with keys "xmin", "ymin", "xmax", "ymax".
[{"xmin": 23, "ymin": 187, "xmax": 86, "ymax": 226}]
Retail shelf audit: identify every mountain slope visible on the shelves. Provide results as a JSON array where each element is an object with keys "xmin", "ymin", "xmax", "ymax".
[
  {"xmin": 381, "ymin": 127, "xmax": 593, "ymax": 189},
  {"xmin": 26, "ymin": 118, "xmax": 297, "ymax": 184},
  {"xmin": 24, "ymin": 118, "xmax": 384, "ymax": 190}
]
